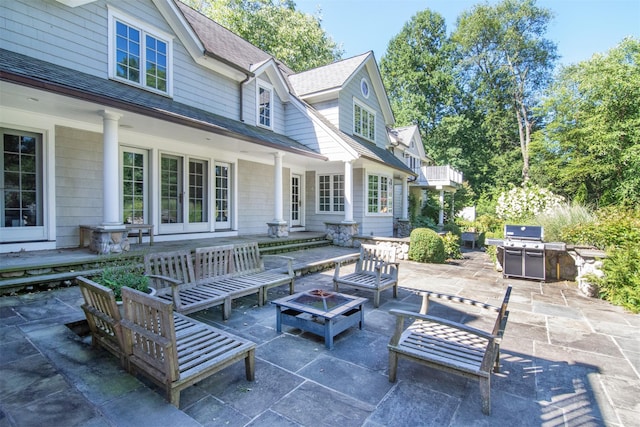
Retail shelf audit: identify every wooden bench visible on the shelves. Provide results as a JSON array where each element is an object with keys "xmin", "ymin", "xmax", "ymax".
[
  {"xmin": 120, "ymin": 287, "xmax": 256, "ymax": 407},
  {"xmin": 333, "ymin": 243, "xmax": 399, "ymax": 307},
  {"xmin": 77, "ymin": 276, "xmax": 126, "ymax": 366},
  {"xmin": 388, "ymin": 286, "xmax": 512, "ymax": 415},
  {"xmin": 144, "ymin": 249, "xmax": 232, "ymax": 319},
  {"xmin": 229, "ymin": 242, "xmax": 295, "ymax": 305},
  {"xmin": 79, "ymin": 224, "xmax": 153, "ymax": 247},
  {"xmin": 125, "ymin": 223, "xmax": 154, "ymax": 245}
]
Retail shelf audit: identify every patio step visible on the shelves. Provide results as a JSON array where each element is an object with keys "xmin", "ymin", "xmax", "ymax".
[{"xmin": 0, "ymin": 235, "xmax": 336, "ymax": 295}]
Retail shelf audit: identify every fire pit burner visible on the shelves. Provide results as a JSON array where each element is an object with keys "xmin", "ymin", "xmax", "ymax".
[
  {"xmin": 308, "ymin": 289, "xmax": 334, "ymax": 298},
  {"xmin": 292, "ymin": 289, "xmax": 350, "ymax": 311}
]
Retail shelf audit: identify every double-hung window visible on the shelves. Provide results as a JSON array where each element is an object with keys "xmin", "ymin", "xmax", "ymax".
[
  {"xmin": 257, "ymin": 83, "xmax": 273, "ymax": 129},
  {"xmin": 109, "ymin": 9, "xmax": 172, "ymax": 95},
  {"xmin": 367, "ymin": 174, "xmax": 392, "ymax": 214},
  {"xmin": 353, "ymin": 100, "xmax": 375, "ymax": 141},
  {"xmin": 318, "ymin": 174, "xmax": 344, "ymax": 213}
]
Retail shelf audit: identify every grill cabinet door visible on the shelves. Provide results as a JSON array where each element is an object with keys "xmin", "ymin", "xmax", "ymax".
[{"xmin": 504, "ymin": 248, "xmax": 523, "ymax": 277}]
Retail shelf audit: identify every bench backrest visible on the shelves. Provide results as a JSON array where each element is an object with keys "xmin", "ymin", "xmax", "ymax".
[
  {"xmin": 144, "ymin": 250, "xmax": 197, "ymax": 290},
  {"xmin": 121, "ymin": 287, "xmax": 179, "ymax": 383},
  {"xmin": 195, "ymin": 245, "xmax": 235, "ymax": 282},
  {"xmin": 77, "ymin": 276, "xmax": 124, "ymax": 359},
  {"xmin": 233, "ymin": 242, "xmax": 264, "ymax": 275},
  {"xmin": 356, "ymin": 244, "xmax": 397, "ymax": 276}
]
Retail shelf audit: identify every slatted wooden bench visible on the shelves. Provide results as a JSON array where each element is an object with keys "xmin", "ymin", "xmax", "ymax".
[
  {"xmin": 333, "ymin": 243, "xmax": 399, "ymax": 307},
  {"xmin": 77, "ymin": 276, "xmax": 126, "ymax": 366},
  {"xmin": 120, "ymin": 287, "xmax": 256, "ymax": 407},
  {"xmin": 229, "ymin": 242, "xmax": 295, "ymax": 304},
  {"xmin": 144, "ymin": 250, "xmax": 232, "ymax": 319},
  {"xmin": 388, "ymin": 286, "xmax": 511, "ymax": 415}
]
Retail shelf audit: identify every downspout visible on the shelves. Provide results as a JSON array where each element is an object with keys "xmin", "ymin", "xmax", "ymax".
[{"xmin": 239, "ymin": 72, "xmax": 251, "ymax": 122}]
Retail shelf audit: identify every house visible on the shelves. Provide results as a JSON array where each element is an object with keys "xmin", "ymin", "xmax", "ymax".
[{"xmin": 0, "ymin": 0, "xmax": 457, "ymax": 255}]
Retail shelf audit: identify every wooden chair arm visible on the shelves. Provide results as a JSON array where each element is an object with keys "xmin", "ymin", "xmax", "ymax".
[
  {"xmin": 388, "ymin": 309, "xmax": 496, "ymax": 341},
  {"xmin": 262, "ymin": 255, "xmax": 294, "ymax": 276},
  {"xmin": 145, "ymin": 273, "xmax": 182, "ymax": 288}
]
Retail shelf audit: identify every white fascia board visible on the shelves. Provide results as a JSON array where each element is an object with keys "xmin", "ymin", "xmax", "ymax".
[
  {"xmin": 152, "ymin": 0, "xmax": 248, "ymax": 82},
  {"xmin": 289, "ymin": 97, "xmax": 358, "ymax": 161},
  {"xmin": 54, "ymin": 0, "xmax": 95, "ymax": 6},
  {"xmin": 250, "ymin": 60, "xmax": 290, "ymax": 102},
  {"xmin": 297, "ymin": 87, "xmax": 341, "ymax": 103}
]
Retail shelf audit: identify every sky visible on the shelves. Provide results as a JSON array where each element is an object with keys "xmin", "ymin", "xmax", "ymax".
[{"xmin": 295, "ymin": 0, "xmax": 640, "ymax": 67}]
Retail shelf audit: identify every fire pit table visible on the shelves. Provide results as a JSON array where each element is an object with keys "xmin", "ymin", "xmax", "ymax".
[{"xmin": 272, "ymin": 290, "xmax": 367, "ymax": 349}]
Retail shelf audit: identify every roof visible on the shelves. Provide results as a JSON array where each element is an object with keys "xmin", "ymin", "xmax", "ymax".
[
  {"xmin": 0, "ymin": 48, "xmax": 325, "ymax": 160},
  {"xmin": 287, "ymin": 52, "xmax": 370, "ymax": 97},
  {"xmin": 174, "ymin": 1, "xmax": 294, "ymax": 75}
]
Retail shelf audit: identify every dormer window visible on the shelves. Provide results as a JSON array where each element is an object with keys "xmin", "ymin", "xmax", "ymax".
[
  {"xmin": 353, "ymin": 100, "xmax": 375, "ymax": 142},
  {"xmin": 108, "ymin": 8, "xmax": 173, "ymax": 95},
  {"xmin": 257, "ymin": 83, "xmax": 273, "ymax": 129}
]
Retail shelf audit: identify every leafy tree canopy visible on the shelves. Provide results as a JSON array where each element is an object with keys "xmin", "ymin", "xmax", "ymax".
[
  {"xmin": 181, "ymin": 0, "xmax": 343, "ymax": 72},
  {"xmin": 531, "ymin": 37, "xmax": 640, "ymax": 208}
]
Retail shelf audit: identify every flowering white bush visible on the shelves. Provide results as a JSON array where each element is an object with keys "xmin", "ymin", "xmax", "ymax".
[{"xmin": 496, "ymin": 185, "xmax": 564, "ymax": 221}]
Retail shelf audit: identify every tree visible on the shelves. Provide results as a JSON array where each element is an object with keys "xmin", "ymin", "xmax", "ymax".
[
  {"xmin": 531, "ymin": 37, "xmax": 640, "ymax": 208},
  {"xmin": 181, "ymin": 0, "xmax": 342, "ymax": 72},
  {"xmin": 452, "ymin": 0, "xmax": 557, "ymax": 183}
]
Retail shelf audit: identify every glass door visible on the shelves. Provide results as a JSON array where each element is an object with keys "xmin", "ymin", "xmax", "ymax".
[
  {"xmin": 291, "ymin": 174, "xmax": 302, "ymax": 227},
  {"xmin": 215, "ymin": 162, "xmax": 230, "ymax": 229},
  {"xmin": 160, "ymin": 154, "xmax": 210, "ymax": 233}
]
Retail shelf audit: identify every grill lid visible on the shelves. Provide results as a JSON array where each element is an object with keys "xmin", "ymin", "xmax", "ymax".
[{"xmin": 505, "ymin": 225, "xmax": 543, "ymax": 241}]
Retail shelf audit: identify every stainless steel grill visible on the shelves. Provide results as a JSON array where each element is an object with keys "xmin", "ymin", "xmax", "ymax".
[{"xmin": 502, "ymin": 225, "xmax": 545, "ymax": 281}]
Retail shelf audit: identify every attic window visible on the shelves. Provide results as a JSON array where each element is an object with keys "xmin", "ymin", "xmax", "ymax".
[
  {"xmin": 353, "ymin": 100, "xmax": 375, "ymax": 142},
  {"xmin": 108, "ymin": 8, "xmax": 173, "ymax": 96},
  {"xmin": 360, "ymin": 78, "xmax": 370, "ymax": 98},
  {"xmin": 257, "ymin": 83, "xmax": 273, "ymax": 129}
]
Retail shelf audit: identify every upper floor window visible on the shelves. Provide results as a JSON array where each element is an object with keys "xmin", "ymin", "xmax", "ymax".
[
  {"xmin": 109, "ymin": 9, "xmax": 172, "ymax": 95},
  {"xmin": 354, "ymin": 100, "xmax": 375, "ymax": 142},
  {"xmin": 258, "ymin": 83, "xmax": 273, "ymax": 129}
]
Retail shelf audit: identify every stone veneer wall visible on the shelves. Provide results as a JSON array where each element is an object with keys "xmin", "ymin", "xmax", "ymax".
[
  {"xmin": 353, "ymin": 236, "xmax": 411, "ymax": 260},
  {"xmin": 568, "ymin": 247, "xmax": 607, "ymax": 297},
  {"xmin": 325, "ymin": 222, "xmax": 359, "ymax": 247}
]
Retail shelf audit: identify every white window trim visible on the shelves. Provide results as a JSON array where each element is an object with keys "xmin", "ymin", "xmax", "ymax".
[
  {"xmin": 366, "ymin": 173, "xmax": 393, "ymax": 216},
  {"xmin": 256, "ymin": 81, "xmax": 274, "ymax": 130},
  {"xmin": 316, "ymin": 173, "xmax": 344, "ymax": 214},
  {"xmin": 108, "ymin": 7, "xmax": 174, "ymax": 97},
  {"xmin": 353, "ymin": 99, "xmax": 376, "ymax": 142}
]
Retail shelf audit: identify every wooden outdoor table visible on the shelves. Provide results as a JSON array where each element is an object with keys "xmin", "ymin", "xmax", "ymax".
[{"xmin": 272, "ymin": 290, "xmax": 367, "ymax": 350}]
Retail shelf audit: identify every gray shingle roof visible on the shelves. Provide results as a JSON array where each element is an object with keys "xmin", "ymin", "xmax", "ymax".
[
  {"xmin": 0, "ymin": 48, "xmax": 324, "ymax": 159},
  {"xmin": 174, "ymin": 1, "xmax": 294, "ymax": 75},
  {"xmin": 288, "ymin": 52, "xmax": 371, "ymax": 97}
]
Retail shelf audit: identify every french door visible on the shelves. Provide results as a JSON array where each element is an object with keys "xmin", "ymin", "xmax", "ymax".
[
  {"xmin": 215, "ymin": 162, "xmax": 231, "ymax": 229},
  {"xmin": 160, "ymin": 154, "xmax": 209, "ymax": 233},
  {"xmin": 291, "ymin": 173, "xmax": 302, "ymax": 227}
]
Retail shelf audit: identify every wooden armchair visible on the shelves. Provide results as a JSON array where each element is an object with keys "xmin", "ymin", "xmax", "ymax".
[
  {"xmin": 76, "ymin": 276, "xmax": 125, "ymax": 366},
  {"xmin": 144, "ymin": 250, "xmax": 231, "ymax": 319},
  {"xmin": 333, "ymin": 243, "xmax": 399, "ymax": 307},
  {"xmin": 119, "ymin": 287, "xmax": 256, "ymax": 407},
  {"xmin": 388, "ymin": 286, "xmax": 512, "ymax": 415}
]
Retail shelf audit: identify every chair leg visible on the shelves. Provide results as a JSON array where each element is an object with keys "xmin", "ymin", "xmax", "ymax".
[
  {"xmin": 479, "ymin": 377, "xmax": 491, "ymax": 415},
  {"xmin": 374, "ymin": 291, "xmax": 380, "ymax": 308},
  {"xmin": 388, "ymin": 350, "xmax": 398, "ymax": 382},
  {"xmin": 222, "ymin": 297, "xmax": 232, "ymax": 320},
  {"xmin": 245, "ymin": 349, "xmax": 255, "ymax": 381},
  {"xmin": 169, "ymin": 387, "xmax": 180, "ymax": 408}
]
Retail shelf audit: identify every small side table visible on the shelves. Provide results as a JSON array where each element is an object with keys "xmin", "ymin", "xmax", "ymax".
[{"xmin": 125, "ymin": 224, "xmax": 154, "ymax": 245}]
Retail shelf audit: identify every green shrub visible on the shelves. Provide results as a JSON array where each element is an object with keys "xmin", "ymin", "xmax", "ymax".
[
  {"xmin": 561, "ymin": 207, "xmax": 640, "ymax": 249},
  {"xmin": 442, "ymin": 232, "xmax": 462, "ymax": 260},
  {"xmin": 93, "ymin": 257, "xmax": 149, "ymax": 300},
  {"xmin": 408, "ymin": 228, "xmax": 446, "ymax": 264},
  {"xmin": 588, "ymin": 243, "xmax": 640, "ymax": 313},
  {"xmin": 443, "ymin": 222, "xmax": 461, "ymax": 236}
]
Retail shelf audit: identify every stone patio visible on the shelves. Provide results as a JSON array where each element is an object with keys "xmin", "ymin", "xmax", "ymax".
[{"xmin": 1, "ymin": 248, "xmax": 638, "ymax": 426}]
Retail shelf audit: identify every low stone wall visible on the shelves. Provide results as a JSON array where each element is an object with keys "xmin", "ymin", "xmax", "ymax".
[
  {"xmin": 568, "ymin": 247, "xmax": 607, "ymax": 297},
  {"xmin": 353, "ymin": 235, "xmax": 411, "ymax": 260}
]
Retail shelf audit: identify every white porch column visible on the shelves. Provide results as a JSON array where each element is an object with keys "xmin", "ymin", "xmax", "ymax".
[
  {"xmin": 401, "ymin": 178, "xmax": 409, "ymax": 220},
  {"xmin": 343, "ymin": 160, "xmax": 354, "ymax": 223},
  {"xmin": 438, "ymin": 189, "xmax": 445, "ymax": 226},
  {"xmin": 100, "ymin": 110, "xmax": 122, "ymax": 226},
  {"xmin": 273, "ymin": 152, "xmax": 284, "ymax": 222}
]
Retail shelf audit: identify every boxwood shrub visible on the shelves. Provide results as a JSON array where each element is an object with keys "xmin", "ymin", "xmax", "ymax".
[{"xmin": 409, "ymin": 228, "xmax": 446, "ymax": 264}]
